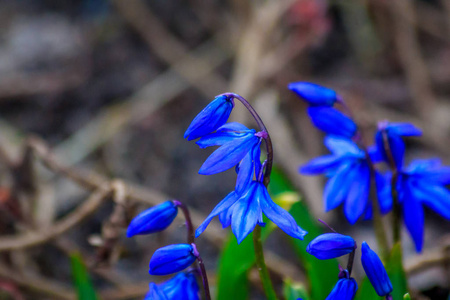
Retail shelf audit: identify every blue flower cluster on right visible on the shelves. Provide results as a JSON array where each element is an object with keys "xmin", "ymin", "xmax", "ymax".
[{"xmin": 290, "ymin": 81, "xmax": 450, "ymax": 252}]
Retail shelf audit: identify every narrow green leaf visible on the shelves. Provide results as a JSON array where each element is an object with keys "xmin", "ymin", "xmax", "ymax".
[
  {"xmin": 217, "ymin": 233, "xmax": 255, "ymax": 300},
  {"xmin": 283, "ymin": 278, "xmax": 310, "ymax": 300},
  {"xmin": 387, "ymin": 242, "xmax": 408, "ymax": 300},
  {"xmin": 270, "ymin": 166, "xmax": 339, "ymax": 300},
  {"xmin": 70, "ymin": 252, "xmax": 98, "ymax": 300}
]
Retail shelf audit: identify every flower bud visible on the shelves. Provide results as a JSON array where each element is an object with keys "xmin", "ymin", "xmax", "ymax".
[
  {"xmin": 288, "ymin": 82, "xmax": 338, "ymax": 106},
  {"xmin": 307, "ymin": 107, "xmax": 357, "ymax": 138},
  {"xmin": 326, "ymin": 278, "xmax": 358, "ymax": 300},
  {"xmin": 149, "ymin": 244, "xmax": 197, "ymax": 275},
  {"xmin": 306, "ymin": 233, "xmax": 356, "ymax": 260},
  {"xmin": 127, "ymin": 201, "xmax": 178, "ymax": 237},
  {"xmin": 361, "ymin": 241, "xmax": 393, "ymax": 296},
  {"xmin": 184, "ymin": 95, "xmax": 234, "ymax": 141}
]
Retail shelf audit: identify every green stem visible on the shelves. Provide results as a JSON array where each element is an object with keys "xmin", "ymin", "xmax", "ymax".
[{"xmin": 253, "ymin": 226, "xmax": 278, "ymax": 300}]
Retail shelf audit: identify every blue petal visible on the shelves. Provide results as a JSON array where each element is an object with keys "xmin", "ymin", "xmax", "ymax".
[
  {"xmin": 145, "ymin": 283, "xmax": 169, "ymax": 300},
  {"xmin": 258, "ymin": 183, "xmax": 307, "ymax": 240},
  {"xmin": 306, "ymin": 233, "xmax": 355, "ymax": 260},
  {"xmin": 300, "ymin": 155, "xmax": 343, "ymax": 175},
  {"xmin": 406, "ymin": 159, "xmax": 450, "ymax": 185},
  {"xmin": 325, "ymin": 278, "xmax": 358, "ymax": 300},
  {"xmin": 217, "ymin": 122, "xmax": 250, "ymax": 132},
  {"xmin": 196, "ymin": 131, "xmax": 247, "ymax": 148},
  {"xmin": 361, "ymin": 242, "xmax": 393, "ymax": 296},
  {"xmin": 253, "ymin": 143, "xmax": 262, "ymax": 179},
  {"xmin": 218, "ymin": 203, "xmax": 234, "ymax": 228},
  {"xmin": 235, "ymin": 146, "xmax": 256, "ymax": 195},
  {"xmin": 368, "ymin": 145, "xmax": 383, "ymax": 163},
  {"xmin": 388, "ymin": 122, "xmax": 422, "ymax": 136},
  {"xmin": 323, "ymin": 163, "xmax": 357, "ymax": 211},
  {"xmin": 231, "ymin": 183, "xmax": 261, "ymax": 244},
  {"xmin": 149, "ymin": 244, "xmax": 197, "ymax": 275},
  {"xmin": 288, "ymin": 82, "xmax": 337, "ymax": 106},
  {"xmin": 375, "ymin": 131, "xmax": 405, "ymax": 169},
  {"xmin": 412, "ymin": 181, "xmax": 450, "ymax": 219},
  {"xmin": 324, "ymin": 136, "xmax": 363, "ymax": 157},
  {"xmin": 308, "ymin": 107, "xmax": 357, "ymax": 138},
  {"xmin": 127, "ymin": 201, "xmax": 178, "ymax": 237},
  {"xmin": 199, "ymin": 134, "xmax": 259, "ymax": 175},
  {"xmin": 344, "ymin": 163, "xmax": 370, "ymax": 224},
  {"xmin": 195, "ymin": 192, "xmax": 239, "ymax": 237},
  {"xmin": 401, "ymin": 183, "xmax": 424, "ymax": 252},
  {"xmin": 161, "ymin": 273, "xmax": 200, "ymax": 300},
  {"xmin": 184, "ymin": 95, "xmax": 234, "ymax": 140},
  {"xmin": 376, "ymin": 172, "xmax": 393, "ymax": 214}
]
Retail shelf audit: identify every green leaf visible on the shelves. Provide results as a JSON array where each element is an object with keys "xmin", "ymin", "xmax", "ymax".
[
  {"xmin": 387, "ymin": 242, "xmax": 408, "ymax": 300},
  {"xmin": 70, "ymin": 252, "xmax": 98, "ymax": 300},
  {"xmin": 355, "ymin": 276, "xmax": 381, "ymax": 300},
  {"xmin": 270, "ymin": 166, "xmax": 339, "ymax": 300},
  {"xmin": 217, "ymin": 233, "xmax": 255, "ymax": 300},
  {"xmin": 283, "ymin": 278, "xmax": 310, "ymax": 300},
  {"xmin": 403, "ymin": 293, "xmax": 411, "ymax": 300}
]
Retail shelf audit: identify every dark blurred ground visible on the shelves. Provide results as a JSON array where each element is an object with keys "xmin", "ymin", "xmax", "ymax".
[{"xmin": 0, "ymin": 0, "xmax": 449, "ymax": 299}]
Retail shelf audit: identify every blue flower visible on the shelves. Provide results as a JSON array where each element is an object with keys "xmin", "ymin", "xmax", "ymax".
[
  {"xmin": 146, "ymin": 273, "xmax": 200, "ymax": 300},
  {"xmin": 326, "ymin": 277, "xmax": 358, "ymax": 300},
  {"xmin": 195, "ymin": 181, "xmax": 307, "ymax": 244},
  {"xmin": 198, "ymin": 128, "xmax": 260, "ymax": 175},
  {"xmin": 184, "ymin": 95, "xmax": 234, "ymax": 141},
  {"xmin": 127, "ymin": 201, "xmax": 178, "ymax": 237},
  {"xmin": 149, "ymin": 244, "xmax": 197, "ymax": 275},
  {"xmin": 306, "ymin": 233, "xmax": 356, "ymax": 260},
  {"xmin": 288, "ymin": 82, "xmax": 338, "ymax": 106},
  {"xmin": 361, "ymin": 242, "xmax": 392, "ymax": 296},
  {"xmin": 375, "ymin": 121, "xmax": 422, "ymax": 169},
  {"xmin": 300, "ymin": 136, "xmax": 376, "ymax": 224},
  {"xmin": 307, "ymin": 107, "xmax": 357, "ymax": 138},
  {"xmin": 390, "ymin": 159, "xmax": 450, "ymax": 252}
]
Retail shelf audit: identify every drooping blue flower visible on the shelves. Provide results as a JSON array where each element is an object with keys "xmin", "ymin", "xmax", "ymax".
[
  {"xmin": 149, "ymin": 244, "xmax": 197, "ymax": 275},
  {"xmin": 375, "ymin": 121, "xmax": 422, "ymax": 169},
  {"xmin": 307, "ymin": 107, "xmax": 357, "ymax": 138},
  {"xmin": 300, "ymin": 136, "xmax": 379, "ymax": 224},
  {"xmin": 146, "ymin": 273, "xmax": 200, "ymax": 300},
  {"xmin": 361, "ymin": 242, "xmax": 392, "ymax": 296},
  {"xmin": 387, "ymin": 158, "xmax": 450, "ymax": 252},
  {"xmin": 184, "ymin": 95, "xmax": 234, "ymax": 141},
  {"xmin": 195, "ymin": 181, "xmax": 307, "ymax": 244},
  {"xmin": 127, "ymin": 201, "xmax": 178, "ymax": 237},
  {"xmin": 325, "ymin": 277, "xmax": 358, "ymax": 300},
  {"xmin": 145, "ymin": 283, "xmax": 168, "ymax": 300},
  {"xmin": 198, "ymin": 128, "xmax": 260, "ymax": 175},
  {"xmin": 306, "ymin": 233, "xmax": 356, "ymax": 260},
  {"xmin": 288, "ymin": 82, "xmax": 338, "ymax": 106}
]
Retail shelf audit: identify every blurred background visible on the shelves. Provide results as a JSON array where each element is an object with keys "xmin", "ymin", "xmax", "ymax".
[{"xmin": 0, "ymin": 0, "xmax": 449, "ymax": 299}]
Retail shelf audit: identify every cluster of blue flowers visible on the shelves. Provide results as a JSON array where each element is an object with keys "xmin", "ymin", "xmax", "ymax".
[
  {"xmin": 307, "ymin": 232, "xmax": 392, "ymax": 299},
  {"xmin": 127, "ymin": 201, "xmax": 201, "ymax": 300},
  {"xmin": 185, "ymin": 93, "xmax": 307, "ymax": 243},
  {"xmin": 290, "ymin": 82, "xmax": 450, "ymax": 252}
]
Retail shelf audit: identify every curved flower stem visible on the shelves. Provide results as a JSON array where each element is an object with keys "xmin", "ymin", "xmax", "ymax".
[
  {"xmin": 192, "ymin": 244, "xmax": 211, "ymax": 300},
  {"xmin": 218, "ymin": 93, "xmax": 278, "ymax": 300},
  {"xmin": 346, "ymin": 248, "xmax": 356, "ymax": 276},
  {"xmin": 381, "ymin": 131, "xmax": 401, "ymax": 245},
  {"xmin": 173, "ymin": 200, "xmax": 195, "ymax": 244}
]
